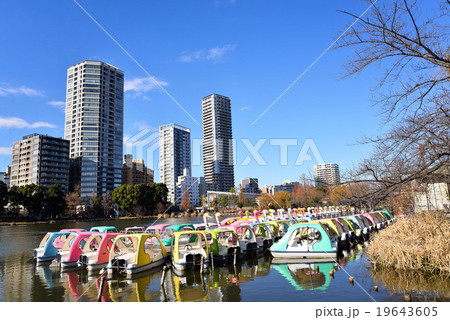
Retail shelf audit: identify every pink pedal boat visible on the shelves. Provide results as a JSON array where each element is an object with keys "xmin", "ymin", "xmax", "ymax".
[
  {"xmin": 56, "ymin": 232, "xmax": 97, "ymax": 270},
  {"xmin": 78, "ymin": 233, "xmax": 123, "ymax": 272}
]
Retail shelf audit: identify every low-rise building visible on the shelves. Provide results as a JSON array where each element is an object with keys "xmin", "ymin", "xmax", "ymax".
[
  {"xmin": 261, "ymin": 180, "xmax": 299, "ymax": 195},
  {"xmin": 10, "ymin": 134, "xmax": 70, "ymax": 192},
  {"xmin": 0, "ymin": 166, "xmax": 10, "ymax": 188},
  {"xmin": 206, "ymin": 190, "xmax": 260, "ymax": 209},
  {"xmin": 413, "ymin": 164, "xmax": 450, "ymax": 213},
  {"xmin": 241, "ymin": 177, "xmax": 261, "ymax": 193},
  {"xmin": 122, "ymin": 154, "xmax": 154, "ymax": 185},
  {"xmin": 176, "ymin": 169, "xmax": 201, "ymax": 208}
]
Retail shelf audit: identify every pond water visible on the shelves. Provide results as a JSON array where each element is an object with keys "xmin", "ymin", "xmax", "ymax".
[{"xmin": 0, "ymin": 217, "xmax": 448, "ymax": 302}]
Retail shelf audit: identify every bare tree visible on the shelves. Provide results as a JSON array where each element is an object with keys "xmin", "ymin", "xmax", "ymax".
[
  {"xmin": 337, "ymin": 0, "xmax": 450, "ymax": 121},
  {"xmin": 336, "ymin": 0, "xmax": 450, "ymax": 209},
  {"xmin": 65, "ymin": 183, "xmax": 82, "ymax": 217},
  {"xmin": 102, "ymin": 191, "xmax": 113, "ymax": 217}
]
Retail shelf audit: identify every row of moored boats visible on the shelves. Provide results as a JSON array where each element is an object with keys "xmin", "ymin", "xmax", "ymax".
[{"xmin": 33, "ymin": 208, "xmax": 395, "ymax": 276}]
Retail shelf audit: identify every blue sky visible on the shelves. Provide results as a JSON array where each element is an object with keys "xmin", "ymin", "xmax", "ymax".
[{"xmin": 0, "ymin": 0, "xmax": 386, "ymax": 187}]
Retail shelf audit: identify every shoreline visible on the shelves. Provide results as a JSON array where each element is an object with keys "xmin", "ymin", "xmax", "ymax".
[
  {"xmin": 0, "ymin": 211, "xmax": 237, "ymax": 226},
  {"xmin": 0, "ymin": 215, "xmax": 159, "ymax": 226}
]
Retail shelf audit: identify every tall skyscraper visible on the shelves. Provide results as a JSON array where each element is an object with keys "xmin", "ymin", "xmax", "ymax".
[
  {"xmin": 314, "ymin": 163, "xmax": 340, "ymax": 187},
  {"xmin": 159, "ymin": 123, "xmax": 191, "ymax": 205},
  {"xmin": 202, "ymin": 93, "xmax": 234, "ymax": 192},
  {"xmin": 10, "ymin": 134, "xmax": 70, "ymax": 192},
  {"xmin": 64, "ymin": 60, "xmax": 124, "ymax": 198}
]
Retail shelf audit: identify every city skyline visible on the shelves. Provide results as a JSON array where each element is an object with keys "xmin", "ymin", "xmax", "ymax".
[{"xmin": 0, "ymin": 0, "xmax": 395, "ymax": 187}]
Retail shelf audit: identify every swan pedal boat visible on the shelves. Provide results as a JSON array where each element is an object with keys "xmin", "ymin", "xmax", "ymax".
[
  {"xmin": 106, "ymin": 233, "xmax": 168, "ymax": 276},
  {"xmin": 159, "ymin": 224, "xmax": 195, "ymax": 253},
  {"xmin": 205, "ymin": 229, "xmax": 242, "ymax": 264},
  {"xmin": 78, "ymin": 232, "xmax": 123, "ymax": 272},
  {"xmin": 171, "ymin": 230, "xmax": 210, "ymax": 271},
  {"xmin": 145, "ymin": 224, "xmax": 171, "ymax": 236},
  {"xmin": 219, "ymin": 224, "xmax": 258, "ymax": 256},
  {"xmin": 90, "ymin": 226, "xmax": 118, "ymax": 233},
  {"xmin": 226, "ymin": 220, "xmax": 272, "ymax": 253},
  {"xmin": 33, "ymin": 231, "xmax": 75, "ymax": 263},
  {"xmin": 265, "ymin": 220, "xmax": 291, "ymax": 242},
  {"xmin": 56, "ymin": 232, "xmax": 97, "ymax": 270},
  {"xmin": 123, "ymin": 226, "xmax": 146, "ymax": 234},
  {"xmin": 270, "ymin": 223, "xmax": 338, "ymax": 259}
]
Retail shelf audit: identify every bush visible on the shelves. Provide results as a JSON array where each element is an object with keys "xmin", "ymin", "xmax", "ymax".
[{"xmin": 367, "ymin": 211, "xmax": 450, "ymax": 273}]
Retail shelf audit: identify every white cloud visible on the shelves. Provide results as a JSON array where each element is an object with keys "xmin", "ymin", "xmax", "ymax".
[
  {"xmin": 0, "ymin": 84, "xmax": 45, "ymax": 97},
  {"xmin": 240, "ymin": 105, "xmax": 251, "ymax": 111},
  {"xmin": 178, "ymin": 51, "xmax": 204, "ymax": 63},
  {"xmin": 47, "ymin": 101, "xmax": 66, "ymax": 111},
  {"xmin": 0, "ymin": 147, "xmax": 12, "ymax": 155},
  {"xmin": 178, "ymin": 45, "xmax": 236, "ymax": 63},
  {"xmin": 133, "ymin": 121, "xmax": 154, "ymax": 132},
  {"xmin": 0, "ymin": 117, "xmax": 57, "ymax": 129},
  {"xmin": 124, "ymin": 77, "xmax": 168, "ymax": 98},
  {"xmin": 214, "ymin": 0, "xmax": 237, "ymax": 6}
]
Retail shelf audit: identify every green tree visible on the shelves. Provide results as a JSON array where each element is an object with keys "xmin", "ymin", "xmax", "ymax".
[
  {"xmin": 8, "ymin": 185, "xmax": 22, "ymax": 213},
  {"xmin": 112, "ymin": 183, "xmax": 169, "ymax": 216},
  {"xmin": 135, "ymin": 184, "xmax": 154, "ymax": 214},
  {"xmin": 21, "ymin": 184, "xmax": 47, "ymax": 218},
  {"xmin": 154, "ymin": 183, "xmax": 168, "ymax": 206},
  {"xmin": 112, "ymin": 184, "xmax": 137, "ymax": 214},
  {"xmin": 0, "ymin": 181, "xmax": 7, "ymax": 212},
  {"xmin": 220, "ymin": 196, "xmax": 228, "ymax": 209},
  {"xmin": 45, "ymin": 184, "xmax": 66, "ymax": 219}
]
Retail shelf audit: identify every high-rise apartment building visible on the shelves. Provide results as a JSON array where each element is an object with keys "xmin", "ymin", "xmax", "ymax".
[
  {"xmin": 64, "ymin": 60, "xmax": 124, "ymax": 198},
  {"xmin": 202, "ymin": 93, "xmax": 234, "ymax": 192},
  {"xmin": 10, "ymin": 134, "xmax": 70, "ymax": 192},
  {"xmin": 122, "ymin": 154, "xmax": 154, "ymax": 185},
  {"xmin": 314, "ymin": 163, "xmax": 340, "ymax": 187},
  {"xmin": 159, "ymin": 123, "xmax": 191, "ymax": 205}
]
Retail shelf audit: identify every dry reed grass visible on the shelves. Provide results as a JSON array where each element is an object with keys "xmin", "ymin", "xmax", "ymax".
[{"xmin": 367, "ymin": 211, "xmax": 450, "ymax": 273}]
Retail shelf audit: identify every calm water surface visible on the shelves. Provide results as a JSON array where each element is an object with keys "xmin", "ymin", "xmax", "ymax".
[{"xmin": 0, "ymin": 217, "xmax": 448, "ymax": 302}]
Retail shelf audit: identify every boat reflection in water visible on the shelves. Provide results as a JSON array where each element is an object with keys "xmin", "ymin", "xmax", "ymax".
[
  {"xmin": 272, "ymin": 258, "xmax": 338, "ymax": 291},
  {"xmin": 105, "ymin": 254, "xmax": 273, "ymax": 302},
  {"xmin": 34, "ymin": 263, "xmax": 60, "ymax": 290},
  {"xmin": 162, "ymin": 254, "xmax": 271, "ymax": 302},
  {"xmin": 162, "ymin": 269, "xmax": 211, "ymax": 302},
  {"xmin": 107, "ymin": 268, "xmax": 163, "ymax": 302},
  {"xmin": 34, "ymin": 264, "xmax": 110, "ymax": 301}
]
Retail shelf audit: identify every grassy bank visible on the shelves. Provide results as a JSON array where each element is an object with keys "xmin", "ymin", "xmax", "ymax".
[{"xmin": 367, "ymin": 211, "xmax": 450, "ymax": 273}]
